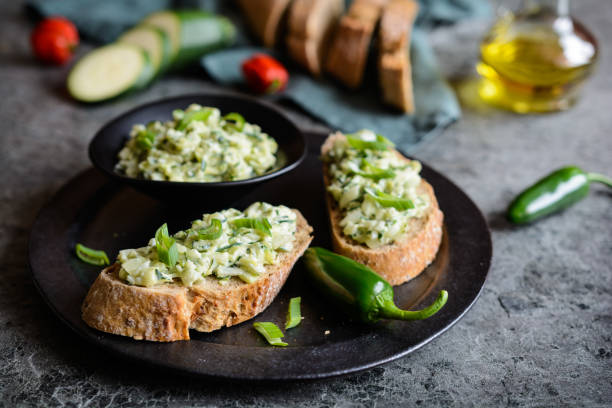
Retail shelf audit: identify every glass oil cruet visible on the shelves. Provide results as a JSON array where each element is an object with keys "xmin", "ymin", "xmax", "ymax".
[{"xmin": 477, "ymin": 0, "xmax": 598, "ymax": 113}]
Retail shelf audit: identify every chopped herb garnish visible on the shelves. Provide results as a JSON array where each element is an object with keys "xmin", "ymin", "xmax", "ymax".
[
  {"xmin": 75, "ymin": 243, "xmax": 110, "ymax": 266},
  {"xmin": 366, "ymin": 189, "xmax": 414, "ymax": 211},
  {"xmin": 232, "ymin": 217, "xmax": 272, "ymax": 236},
  {"xmin": 346, "ymin": 133, "xmax": 394, "ymax": 151},
  {"xmin": 176, "ymin": 108, "xmax": 213, "ymax": 131},
  {"xmin": 135, "ymin": 129, "xmax": 156, "ymax": 150},
  {"xmin": 285, "ymin": 297, "xmax": 302, "ymax": 329},
  {"xmin": 253, "ymin": 322, "xmax": 288, "ymax": 346},
  {"xmin": 217, "ymin": 242, "xmax": 242, "ymax": 252},
  {"xmin": 350, "ymin": 159, "xmax": 396, "ymax": 180},
  {"xmin": 197, "ymin": 219, "xmax": 222, "ymax": 240},
  {"xmin": 222, "ymin": 112, "xmax": 246, "ymax": 131},
  {"xmin": 155, "ymin": 223, "xmax": 178, "ymax": 267}
]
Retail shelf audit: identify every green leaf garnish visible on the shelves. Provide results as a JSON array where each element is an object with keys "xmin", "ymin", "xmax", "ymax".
[
  {"xmin": 155, "ymin": 223, "xmax": 178, "ymax": 267},
  {"xmin": 135, "ymin": 129, "xmax": 156, "ymax": 150},
  {"xmin": 216, "ymin": 242, "xmax": 242, "ymax": 252},
  {"xmin": 222, "ymin": 112, "xmax": 246, "ymax": 131},
  {"xmin": 232, "ymin": 217, "xmax": 272, "ymax": 236},
  {"xmin": 285, "ymin": 297, "xmax": 302, "ymax": 329},
  {"xmin": 351, "ymin": 159, "xmax": 396, "ymax": 180},
  {"xmin": 346, "ymin": 132, "xmax": 394, "ymax": 151},
  {"xmin": 367, "ymin": 189, "xmax": 414, "ymax": 210},
  {"xmin": 253, "ymin": 322, "xmax": 288, "ymax": 346},
  {"xmin": 177, "ymin": 108, "xmax": 213, "ymax": 131},
  {"xmin": 197, "ymin": 219, "xmax": 222, "ymax": 240},
  {"xmin": 75, "ymin": 243, "xmax": 110, "ymax": 266}
]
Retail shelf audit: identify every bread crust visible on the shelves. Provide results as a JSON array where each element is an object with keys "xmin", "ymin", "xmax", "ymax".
[
  {"xmin": 321, "ymin": 132, "xmax": 443, "ymax": 285},
  {"xmin": 378, "ymin": 0, "xmax": 419, "ymax": 113},
  {"xmin": 81, "ymin": 210, "xmax": 313, "ymax": 341}
]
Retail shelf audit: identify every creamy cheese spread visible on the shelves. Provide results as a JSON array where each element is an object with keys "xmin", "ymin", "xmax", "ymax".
[
  {"xmin": 116, "ymin": 104, "xmax": 278, "ymax": 182},
  {"xmin": 117, "ymin": 202, "xmax": 297, "ymax": 287}
]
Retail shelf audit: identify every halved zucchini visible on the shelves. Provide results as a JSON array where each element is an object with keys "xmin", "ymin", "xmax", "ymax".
[
  {"xmin": 142, "ymin": 10, "xmax": 235, "ymax": 68},
  {"xmin": 118, "ymin": 25, "xmax": 172, "ymax": 75},
  {"xmin": 67, "ymin": 43, "xmax": 154, "ymax": 103}
]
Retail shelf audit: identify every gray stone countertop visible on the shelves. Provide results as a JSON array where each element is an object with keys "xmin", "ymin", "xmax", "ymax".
[{"xmin": 1, "ymin": 1, "xmax": 610, "ymax": 406}]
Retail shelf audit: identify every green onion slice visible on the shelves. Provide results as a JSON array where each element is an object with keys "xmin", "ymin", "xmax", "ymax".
[
  {"xmin": 346, "ymin": 132, "xmax": 394, "ymax": 151},
  {"xmin": 135, "ymin": 129, "xmax": 156, "ymax": 150},
  {"xmin": 223, "ymin": 112, "xmax": 246, "ymax": 131},
  {"xmin": 253, "ymin": 322, "xmax": 288, "ymax": 346},
  {"xmin": 367, "ymin": 189, "xmax": 414, "ymax": 210},
  {"xmin": 177, "ymin": 108, "xmax": 213, "ymax": 131},
  {"xmin": 155, "ymin": 223, "xmax": 178, "ymax": 267},
  {"xmin": 351, "ymin": 159, "xmax": 396, "ymax": 180},
  {"xmin": 232, "ymin": 217, "xmax": 272, "ymax": 236},
  {"xmin": 197, "ymin": 219, "xmax": 222, "ymax": 240},
  {"xmin": 75, "ymin": 243, "xmax": 110, "ymax": 266},
  {"xmin": 285, "ymin": 297, "xmax": 302, "ymax": 329}
]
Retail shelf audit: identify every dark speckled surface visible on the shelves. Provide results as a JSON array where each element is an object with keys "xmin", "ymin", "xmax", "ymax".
[{"xmin": 1, "ymin": 0, "xmax": 611, "ymax": 406}]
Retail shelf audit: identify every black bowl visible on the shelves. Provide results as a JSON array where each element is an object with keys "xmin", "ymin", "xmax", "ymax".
[{"xmin": 89, "ymin": 93, "xmax": 306, "ymax": 210}]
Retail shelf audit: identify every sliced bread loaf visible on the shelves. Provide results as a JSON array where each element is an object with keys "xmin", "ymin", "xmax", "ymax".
[
  {"xmin": 325, "ymin": 0, "xmax": 389, "ymax": 88},
  {"xmin": 378, "ymin": 0, "xmax": 419, "ymax": 112},
  {"xmin": 286, "ymin": 0, "xmax": 343, "ymax": 75},
  {"xmin": 237, "ymin": 0, "xmax": 293, "ymax": 47}
]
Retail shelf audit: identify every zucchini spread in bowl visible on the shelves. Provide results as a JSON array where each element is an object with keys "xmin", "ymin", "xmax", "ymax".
[
  {"xmin": 115, "ymin": 104, "xmax": 278, "ymax": 182},
  {"xmin": 117, "ymin": 202, "xmax": 297, "ymax": 287},
  {"xmin": 323, "ymin": 130, "xmax": 429, "ymax": 249}
]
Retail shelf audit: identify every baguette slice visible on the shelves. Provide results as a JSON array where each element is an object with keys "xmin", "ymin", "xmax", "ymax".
[
  {"xmin": 286, "ymin": 0, "xmax": 343, "ymax": 75},
  {"xmin": 325, "ymin": 0, "xmax": 388, "ymax": 88},
  {"xmin": 378, "ymin": 0, "xmax": 419, "ymax": 113},
  {"xmin": 81, "ymin": 210, "xmax": 313, "ymax": 342},
  {"xmin": 237, "ymin": 0, "xmax": 292, "ymax": 47},
  {"xmin": 321, "ymin": 133, "xmax": 443, "ymax": 285}
]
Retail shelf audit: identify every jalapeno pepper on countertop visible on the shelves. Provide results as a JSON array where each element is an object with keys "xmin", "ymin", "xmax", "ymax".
[
  {"xmin": 507, "ymin": 166, "xmax": 612, "ymax": 224},
  {"xmin": 303, "ymin": 247, "xmax": 448, "ymax": 324}
]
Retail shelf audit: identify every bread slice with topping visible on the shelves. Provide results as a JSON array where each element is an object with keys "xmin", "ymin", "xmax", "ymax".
[
  {"xmin": 321, "ymin": 132, "xmax": 443, "ymax": 285},
  {"xmin": 81, "ymin": 210, "xmax": 313, "ymax": 342},
  {"xmin": 378, "ymin": 0, "xmax": 419, "ymax": 112},
  {"xmin": 286, "ymin": 0, "xmax": 343, "ymax": 75}
]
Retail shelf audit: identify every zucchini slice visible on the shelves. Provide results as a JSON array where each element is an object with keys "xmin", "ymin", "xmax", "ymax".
[
  {"xmin": 118, "ymin": 25, "xmax": 172, "ymax": 74},
  {"xmin": 141, "ymin": 11, "xmax": 181, "ymax": 61},
  {"xmin": 142, "ymin": 10, "xmax": 235, "ymax": 68},
  {"xmin": 67, "ymin": 43, "xmax": 154, "ymax": 103}
]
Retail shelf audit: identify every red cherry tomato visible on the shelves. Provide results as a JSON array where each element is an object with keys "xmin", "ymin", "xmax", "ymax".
[
  {"xmin": 242, "ymin": 54, "xmax": 289, "ymax": 94},
  {"xmin": 31, "ymin": 17, "xmax": 79, "ymax": 65}
]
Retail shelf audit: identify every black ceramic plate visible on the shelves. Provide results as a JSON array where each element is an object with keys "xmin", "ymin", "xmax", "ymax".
[{"xmin": 29, "ymin": 132, "xmax": 491, "ymax": 381}]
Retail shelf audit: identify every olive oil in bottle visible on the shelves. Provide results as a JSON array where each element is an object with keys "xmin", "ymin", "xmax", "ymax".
[{"xmin": 477, "ymin": 0, "xmax": 598, "ymax": 113}]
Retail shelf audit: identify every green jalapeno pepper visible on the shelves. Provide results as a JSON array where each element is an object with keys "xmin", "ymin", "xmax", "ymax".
[
  {"xmin": 507, "ymin": 166, "xmax": 612, "ymax": 224},
  {"xmin": 303, "ymin": 247, "xmax": 448, "ymax": 323}
]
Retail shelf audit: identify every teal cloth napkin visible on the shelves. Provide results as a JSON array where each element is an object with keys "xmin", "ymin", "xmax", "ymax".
[
  {"xmin": 201, "ymin": 29, "xmax": 459, "ymax": 151},
  {"xmin": 26, "ymin": 0, "xmax": 491, "ymax": 150}
]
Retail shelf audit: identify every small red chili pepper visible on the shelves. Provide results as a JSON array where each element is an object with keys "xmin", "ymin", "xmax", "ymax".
[
  {"xmin": 31, "ymin": 16, "xmax": 79, "ymax": 65},
  {"xmin": 241, "ymin": 53, "xmax": 289, "ymax": 94}
]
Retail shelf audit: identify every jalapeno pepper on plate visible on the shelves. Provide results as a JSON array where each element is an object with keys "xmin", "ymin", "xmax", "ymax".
[
  {"xmin": 303, "ymin": 247, "xmax": 448, "ymax": 324},
  {"xmin": 507, "ymin": 166, "xmax": 612, "ymax": 224}
]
